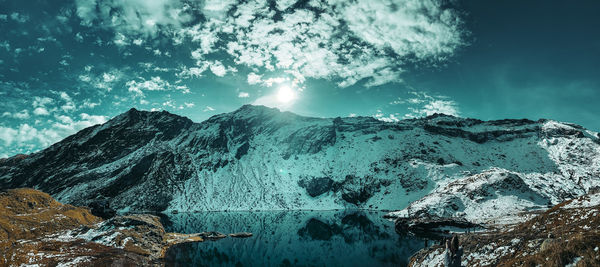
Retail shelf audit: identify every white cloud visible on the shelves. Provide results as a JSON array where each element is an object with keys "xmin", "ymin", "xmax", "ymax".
[
  {"xmin": 203, "ymin": 106, "xmax": 215, "ymax": 112},
  {"xmin": 59, "ymin": 92, "xmax": 76, "ymax": 112},
  {"xmin": 78, "ymin": 69, "xmax": 123, "ymax": 92},
  {"xmin": 82, "ymin": 99, "xmax": 101, "ymax": 109},
  {"xmin": 75, "ymin": 32, "xmax": 84, "ymax": 42},
  {"xmin": 197, "ymin": 0, "xmax": 462, "ymax": 87},
  {"xmin": 29, "ymin": 97, "xmax": 54, "ymax": 116},
  {"xmin": 209, "ymin": 61, "xmax": 228, "ymax": 77},
  {"xmin": 376, "ymin": 91, "xmax": 461, "ymax": 121},
  {"xmin": 113, "ymin": 32, "xmax": 129, "ymax": 46},
  {"xmin": 419, "ymin": 100, "xmax": 460, "ymax": 117},
  {"xmin": 33, "ymin": 107, "xmax": 50, "ymax": 116},
  {"xmin": 247, "ymin": 72, "xmax": 262, "ymax": 85},
  {"xmin": 2, "ymin": 109, "xmax": 30, "ymax": 119},
  {"xmin": 32, "ymin": 96, "xmax": 54, "ymax": 108},
  {"xmin": 102, "ymin": 72, "xmax": 117, "ymax": 83},
  {"xmin": 0, "ymin": 126, "xmax": 19, "ymax": 146},
  {"xmin": 138, "ymin": 62, "xmax": 171, "ymax": 72},
  {"xmin": 374, "ymin": 111, "xmax": 401, "ymax": 123},
  {"xmin": 403, "ymin": 91, "xmax": 460, "ymax": 118},
  {"xmin": 73, "ymin": 0, "xmax": 464, "ymax": 88},
  {"xmin": 238, "ymin": 92, "xmax": 250, "ymax": 98},
  {"xmin": 184, "ymin": 102, "xmax": 195, "ymax": 108},
  {"xmin": 343, "ymin": 0, "xmax": 462, "ymax": 61},
  {"xmin": 177, "ymin": 66, "xmax": 207, "ymax": 79},
  {"xmin": 0, "ymin": 113, "xmax": 107, "ymax": 156},
  {"xmin": 262, "ymin": 77, "xmax": 288, "ymax": 87},
  {"xmin": 276, "ymin": 0, "xmax": 297, "ymax": 11},
  {"xmin": 10, "ymin": 12, "xmax": 29, "ymax": 23},
  {"xmin": 78, "ymin": 74, "xmax": 92, "ymax": 82},
  {"xmin": 75, "ymin": 0, "xmax": 195, "ymax": 37},
  {"xmin": 162, "ymin": 100, "xmax": 175, "ymax": 108},
  {"xmin": 126, "ymin": 76, "xmax": 188, "ymax": 96},
  {"xmin": 0, "ymin": 41, "xmax": 9, "ymax": 51}
]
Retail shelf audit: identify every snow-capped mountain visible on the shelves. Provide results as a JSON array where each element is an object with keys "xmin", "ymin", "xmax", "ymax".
[{"xmin": 1, "ymin": 105, "xmax": 599, "ymax": 220}]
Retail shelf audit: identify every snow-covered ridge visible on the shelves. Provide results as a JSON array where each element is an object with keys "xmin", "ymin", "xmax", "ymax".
[{"xmin": 0, "ymin": 105, "xmax": 599, "ymax": 219}]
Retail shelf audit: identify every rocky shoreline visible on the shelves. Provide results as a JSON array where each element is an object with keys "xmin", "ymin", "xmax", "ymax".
[
  {"xmin": 404, "ymin": 193, "xmax": 600, "ymax": 266},
  {"xmin": 0, "ymin": 188, "xmax": 249, "ymax": 266}
]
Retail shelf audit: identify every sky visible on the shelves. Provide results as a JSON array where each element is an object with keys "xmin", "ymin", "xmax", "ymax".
[{"xmin": 0, "ymin": 0, "xmax": 599, "ymax": 157}]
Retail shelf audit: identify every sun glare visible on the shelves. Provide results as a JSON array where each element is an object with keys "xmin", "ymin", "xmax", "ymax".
[{"xmin": 276, "ymin": 86, "xmax": 296, "ymax": 103}]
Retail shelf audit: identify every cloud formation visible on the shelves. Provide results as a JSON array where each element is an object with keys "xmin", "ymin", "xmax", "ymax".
[
  {"xmin": 75, "ymin": 0, "xmax": 465, "ymax": 88},
  {"xmin": 75, "ymin": 0, "xmax": 195, "ymax": 37},
  {"xmin": 0, "ymin": 113, "xmax": 107, "ymax": 157},
  {"xmin": 374, "ymin": 91, "xmax": 460, "ymax": 122},
  {"xmin": 126, "ymin": 76, "xmax": 190, "ymax": 97},
  {"xmin": 400, "ymin": 91, "xmax": 460, "ymax": 118}
]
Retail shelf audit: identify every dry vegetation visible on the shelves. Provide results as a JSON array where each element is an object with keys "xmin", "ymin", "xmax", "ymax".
[
  {"xmin": 0, "ymin": 188, "xmax": 207, "ymax": 266},
  {"xmin": 0, "ymin": 188, "xmax": 101, "ymax": 240},
  {"xmin": 410, "ymin": 194, "xmax": 600, "ymax": 267}
]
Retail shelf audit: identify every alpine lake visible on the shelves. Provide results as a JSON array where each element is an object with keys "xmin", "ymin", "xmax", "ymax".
[{"xmin": 160, "ymin": 210, "xmax": 427, "ymax": 267}]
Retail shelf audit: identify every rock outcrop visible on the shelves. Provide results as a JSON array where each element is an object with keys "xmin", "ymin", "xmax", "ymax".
[
  {"xmin": 0, "ymin": 188, "xmax": 208, "ymax": 266},
  {"xmin": 408, "ymin": 193, "xmax": 600, "ymax": 266}
]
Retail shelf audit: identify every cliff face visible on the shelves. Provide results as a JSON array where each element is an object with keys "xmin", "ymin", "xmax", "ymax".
[{"xmin": 1, "ymin": 105, "xmax": 599, "ymax": 222}]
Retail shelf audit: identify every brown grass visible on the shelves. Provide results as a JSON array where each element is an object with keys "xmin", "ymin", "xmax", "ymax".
[
  {"xmin": 0, "ymin": 188, "xmax": 101, "ymax": 240},
  {"xmin": 410, "ymin": 195, "xmax": 600, "ymax": 267},
  {"xmin": 0, "ymin": 188, "xmax": 212, "ymax": 266}
]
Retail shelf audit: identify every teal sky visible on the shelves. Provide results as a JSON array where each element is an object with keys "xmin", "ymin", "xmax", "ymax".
[{"xmin": 0, "ymin": 0, "xmax": 599, "ymax": 157}]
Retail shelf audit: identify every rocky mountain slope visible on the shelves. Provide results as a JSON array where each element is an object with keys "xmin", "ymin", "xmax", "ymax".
[{"xmin": 1, "ymin": 105, "xmax": 599, "ymax": 222}]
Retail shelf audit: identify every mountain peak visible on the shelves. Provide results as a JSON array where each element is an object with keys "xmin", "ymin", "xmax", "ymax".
[
  {"xmin": 110, "ymin": 107, "xmax": 191, "ymax": 125},
  {"xmin": 234, "ymin": 104, "xmax": 281, "ymax": 114},
  {"xmin": 222, "ymin": 104, "xmax": 296, "ymax": 121}
]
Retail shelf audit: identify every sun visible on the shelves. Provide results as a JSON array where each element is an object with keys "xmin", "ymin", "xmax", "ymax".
[{"xmin": 276, "ymin": 85, "xmax": 297, "ymax": 103}]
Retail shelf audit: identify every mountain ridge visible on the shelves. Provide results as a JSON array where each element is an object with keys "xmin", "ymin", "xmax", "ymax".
[{"xmin": 1, "ymin": 105, "xmax": 599, "ymax": 223}]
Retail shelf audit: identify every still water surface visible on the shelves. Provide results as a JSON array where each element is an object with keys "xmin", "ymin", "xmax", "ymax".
[{"xmin": 161, "ymin": 210, "xmax": 425, "ymax": 267}]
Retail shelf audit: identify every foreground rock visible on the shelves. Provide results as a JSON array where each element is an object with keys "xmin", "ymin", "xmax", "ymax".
[
  {"xmin": 0, "ymin": 188, "xmax": 211, "ymax": 266},
  {"xmin": 408, "ymin": 193, "xmax": 600, "ymax": 266},
  {"xmin": 229, "ymin": 232, "xmax": 253, "ymax": 238},
  {"xmin": 393, "ymin": 215, "xmax": 479, "ymax": 239}
]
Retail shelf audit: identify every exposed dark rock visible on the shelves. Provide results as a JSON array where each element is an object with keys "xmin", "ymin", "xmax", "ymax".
[
  {"xmin": 339, "ymin": 175, "xmax": 392, "ymax": 205},
  {"xmin": 394, "ymin": 215, "xmax": 479, "ymax": 239},
  {"xmin": 235, "ymin": 142, "xmax": 250, "ymax": 159},
  {"xmin": 229, "ymin": 232, "xmax": 253, "ymax": 238},
  {"xmin": 298, "ymin": 177, "xmax": 334, "ymax": 197},
  {"xmin": 399, "ymin": 175, "xmax": 429, "ymax": 192},
  {"xmin": 282, "ymin": 125, "xmax": 336, "ymax": 160},
  {"xmin": 542, "ymin": 126, "xmax": 585, "ymax": 138},
  {"xmin": 422, "ymin": 124, "xmax": 537, "ymax": 144},
  {"xmin": 198, "ymin": 231, "xmax": 227, "ymax": 241},
  {"xmin": 341, "ymin": 189, "xmax": 373, "ymax": 205},
  {"xmin": 89, "ymin": 198, "xmax": 116, "ymax": 219}
]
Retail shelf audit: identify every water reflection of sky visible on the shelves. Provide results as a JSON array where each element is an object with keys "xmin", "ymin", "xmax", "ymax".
[{"xmin": 161, "ymin": 210, "xmax": 425, "ymax": 267}]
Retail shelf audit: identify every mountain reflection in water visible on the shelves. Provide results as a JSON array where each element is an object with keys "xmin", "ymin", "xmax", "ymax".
[{"xmin": 161, "ymin": 210, "xmax": 425, "ymax": 267}]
